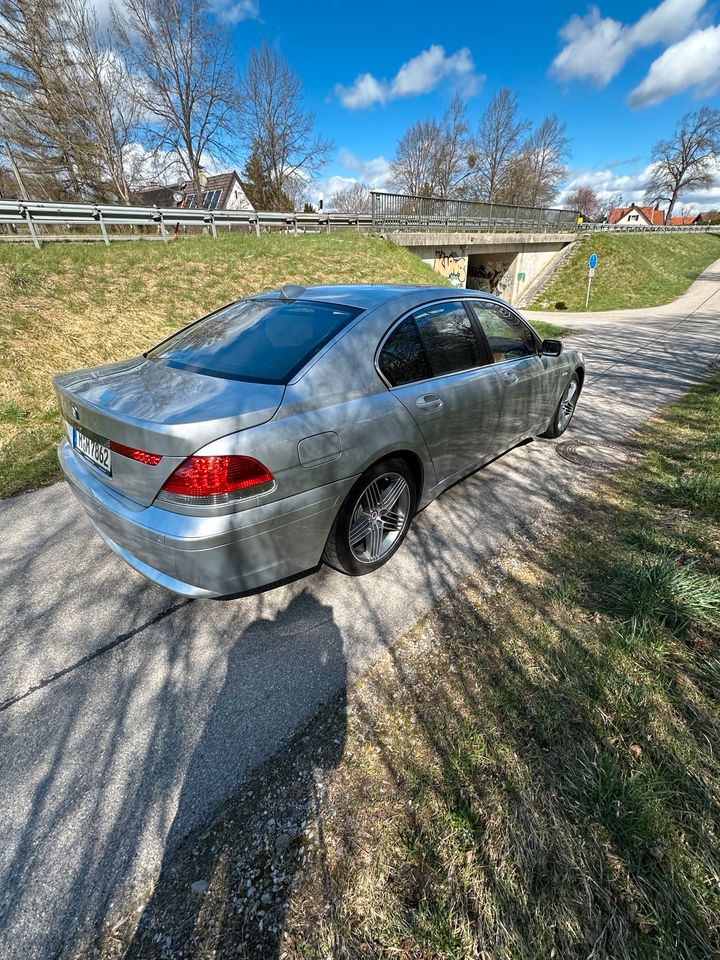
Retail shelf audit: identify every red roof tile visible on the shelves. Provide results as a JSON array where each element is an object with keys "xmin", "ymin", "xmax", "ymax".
[
  {"xmin": 608, "ymin": 204, "xmax": 665, "ymax": 226},
  {"xmin": 668, "ymin": 215, "xmax": 700, "ymax": 226}
]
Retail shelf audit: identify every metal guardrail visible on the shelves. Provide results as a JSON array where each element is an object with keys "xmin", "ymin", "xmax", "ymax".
[
  {"xmin": 0, "ymin": 199, "xmax": 373, "ymax": 248},
  {"xmin": 577, "ymin": 222, "xmax": 718, "ymax": 234},
  {"xmin": 0, "ymin": 197, "xmax": 717, "ymax": 246}
]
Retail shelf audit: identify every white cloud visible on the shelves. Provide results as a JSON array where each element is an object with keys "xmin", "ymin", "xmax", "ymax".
[
  {"xmin": 336, "ymin": 73, "xmax": 387, "ymax": 110},
  {"xmin": 335, "ymin": 44, "xmax": 481, "ymax": 109},
  {"xmin": 208, "ymin": 0, "xmax": 259, "ymax": 23},
  {"xmin": 629, "ymin": 25, "xmax": 720, "ymax": 106},
  {"xmin": 390, "ymin": 46, "xmax": 475, "ymax": 97},
  {"xmin": 551, "ymin": 0, "xmax": 706, "ymax": 87},
  {"xmin": 560, "ymin": 156, "xmax": 720, "ymax": 211},
  {"xmin": 313, "ymin": 150, "xmax": 392, "ymax": 203},
  {"xmin": 90, "ymin": 0, "xmax": 258, "ymax": 26},
  {"xmin": 561, "ymin": 164, "xmax": 654, "ymax": 203},
  {"xmin": 336, "ymin": 149, "xmax": 391, "ymax": 187}
]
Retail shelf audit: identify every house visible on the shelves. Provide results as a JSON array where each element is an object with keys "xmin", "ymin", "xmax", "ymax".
[
  {"xmin": 180, "ymin": 171, "xmax": 254, "ymax": 211},
  {"xmin": 134, "ymin": 171, "xmax": 255, "ymax": 211},
  {"xmin": 608, "ymin": 203, "xmax": 665, "ymax": 226},
  {"xmin": 668, "ymin": 213, "xmax": 702, "ymax": 226}
]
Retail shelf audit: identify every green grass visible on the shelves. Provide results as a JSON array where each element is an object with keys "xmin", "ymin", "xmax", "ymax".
[
  {"xmin": 95, "ymin": 371, "xmax": 720, "ymax": 960},
  {"xmin": 0, "ymin": 231, "xmax": 570, "ymax": 499},
  {"xmin": 530, "ymin": 233, "xmax": 720, "ymax": 311},
  {"xmin": 530, "ymin": 318, "xmax": 576, "ymax": 340}
]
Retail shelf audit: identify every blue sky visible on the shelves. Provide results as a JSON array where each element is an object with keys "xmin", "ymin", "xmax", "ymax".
[{"xmin": 193, "ymin": 0, "xmax": 720, "ymax": 207}]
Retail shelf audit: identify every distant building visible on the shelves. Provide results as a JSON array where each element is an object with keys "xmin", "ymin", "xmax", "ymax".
[
  {"xmin": 608, "ymin": 203, "xmax": 665, "ymax": 226},
  {"xmin": 180, "ymin": 171, "xmax": 254, "ymax": 211},
  {"xmin": 667, "ymin": 214, "xmax": 702, "ymax": 226},
  {"xmin": 134, "ymin": 171, "xmax": 255, "ymax": 211}
]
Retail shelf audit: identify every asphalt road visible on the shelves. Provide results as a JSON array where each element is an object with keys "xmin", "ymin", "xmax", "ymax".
[{"xmin": 2, "ymin": 262, "xmax": 720, "ymax": 958}]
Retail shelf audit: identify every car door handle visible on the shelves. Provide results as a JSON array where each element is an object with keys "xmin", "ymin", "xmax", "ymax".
[
  {"xmin": 415, "ymin": 394, "xmax": 443, "ymax": 411},
  {"xmin": 502, "ymin": 371, "xmax": 519, "ymax": 385}
]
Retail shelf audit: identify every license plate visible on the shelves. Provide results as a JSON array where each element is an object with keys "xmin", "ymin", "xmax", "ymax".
[{"xmin": 72, "ymin": 426, "xmax": 112, "ymax": 475}]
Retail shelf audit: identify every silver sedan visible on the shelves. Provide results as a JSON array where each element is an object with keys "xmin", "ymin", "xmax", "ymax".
[{"xmin": 54, "ymin": 284, "xmax": 584, "ymax": 597}]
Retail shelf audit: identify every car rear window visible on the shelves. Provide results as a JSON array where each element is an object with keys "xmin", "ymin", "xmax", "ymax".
[{"xmin": 147, "ymin": 298, "xmax": 362, "ymax": 384}]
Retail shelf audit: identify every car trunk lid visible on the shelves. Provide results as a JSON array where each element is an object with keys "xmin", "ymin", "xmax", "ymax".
[{"xmin": 54, "ymin": 357, "xmax": 284, "ymax": 506}]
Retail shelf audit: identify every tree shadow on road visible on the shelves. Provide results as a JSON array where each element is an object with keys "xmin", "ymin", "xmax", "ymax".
[{"xmin": 126, "ymin": 589, "xmax": 347, "ymax": 959}]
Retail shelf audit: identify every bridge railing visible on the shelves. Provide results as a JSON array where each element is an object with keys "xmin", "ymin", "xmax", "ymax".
[{"xmin": 371, "ymin": 191, "xmax": 582, "ymax": 234}]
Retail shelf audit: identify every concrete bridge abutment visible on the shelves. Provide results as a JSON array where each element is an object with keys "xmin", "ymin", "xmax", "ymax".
[{"xmin": 385, "ymin": 231, "xmax": 577, "ymax": 304}]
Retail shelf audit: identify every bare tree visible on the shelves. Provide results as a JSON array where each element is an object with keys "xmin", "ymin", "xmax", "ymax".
[
  {"xmin": 433, "ymin": 95, "xmax": 472, "ymax": 196},
  {"xmin": 389, "ymin": 96, "xmax": 473, "ymax": 198},
  {"xmin": 598, "ymin": 191, "xmax": 623, "ymax": 221},
  {"xmin": 240, "ymin": 42, "xmax": 333, "ymax": 212},
  {"xmin": 283, "ymin": 172, "xmax": 312, "ymax": 212},
  {"xmin": 63, "ymin": 0, "xmax": 140, "ymax": 202},
  {"xmin": 113, "ymin": 0, "xmax": 240, "ymax": 202},
  {"xmin": 472, "ymin": 87, "xmax": 530, "ymax": 201},
  {"xmin": 565, "ymin": 186, "xmax": 602, "ymax": 220},
  {"xmin": 328, "ymin": 181, "xmax": 371, "ymax": 213},
  {"xmin": 521, "ymin": 114, "xmax": 569, "ymax": 207},
  {"xmin": 645, "ymin": 107, "xmax": 720, "ymax": 219},
  {"xmin": 0, "ymin": 0, "xmax": 98, "ymax": 197},
  {"xmin": 389, "ymin": 118, "xmax": 441, "ymax": 196}
]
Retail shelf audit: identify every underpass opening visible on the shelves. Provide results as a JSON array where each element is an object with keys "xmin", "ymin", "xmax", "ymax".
[{"xmin": 466, "ymin": 252, "xmax": 517, "ymax": 300}]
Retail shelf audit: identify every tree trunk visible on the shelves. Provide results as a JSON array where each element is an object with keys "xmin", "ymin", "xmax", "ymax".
[{"xmin": 666, "ymin": 186, "xmax": 681, "ymax": 221}]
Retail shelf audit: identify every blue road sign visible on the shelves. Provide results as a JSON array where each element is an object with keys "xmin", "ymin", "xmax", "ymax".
[{"xmin": 589, "ymin": 253, "xmax": 598, "ymax": 269}]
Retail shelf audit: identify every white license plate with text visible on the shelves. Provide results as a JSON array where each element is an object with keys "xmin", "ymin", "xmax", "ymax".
[{"xmin": 72, "ymin": 426, "xmax": 111, "ymax": 475}]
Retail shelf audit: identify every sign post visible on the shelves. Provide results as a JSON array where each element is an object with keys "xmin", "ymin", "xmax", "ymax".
[{"xmin": 585, "ymin": 252, "xmax": 598, "ymax": 309}]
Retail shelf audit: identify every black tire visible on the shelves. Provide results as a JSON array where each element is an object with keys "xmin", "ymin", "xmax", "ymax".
[
  {"xmin": 323, "ymin": 458, "xmax": 417, "ymax": 576},
  {"xmin": 541, "ymin": 373, "xmax": 580, "ymax": 439}
]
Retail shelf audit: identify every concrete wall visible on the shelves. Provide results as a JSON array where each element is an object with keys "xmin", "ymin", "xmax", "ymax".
[{"xmin": 393, "ymin": 233, "xmax": 573, "ymax": 304}]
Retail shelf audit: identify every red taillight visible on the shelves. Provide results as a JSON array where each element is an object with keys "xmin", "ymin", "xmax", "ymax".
[
  {"xmin": 110, "ymin": 441, "xmax": 162, "ymax": 466},
  {"xmin": 161, "ymin": 455, "xmax": 274, "ymax": 499}
]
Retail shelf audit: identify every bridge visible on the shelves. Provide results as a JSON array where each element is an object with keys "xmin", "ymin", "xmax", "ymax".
[{"xmin": 369, "ymin": 192, "xmax": 720, "ymax": 304}]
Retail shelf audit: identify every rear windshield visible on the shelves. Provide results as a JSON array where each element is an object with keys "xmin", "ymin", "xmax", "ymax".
[{"xmin": 147, "ymin": 298, "xmax": 362, "ymax": 384}]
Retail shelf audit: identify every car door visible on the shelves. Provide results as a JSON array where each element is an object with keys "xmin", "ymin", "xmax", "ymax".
[
  {"xmin": 377, "ymin": 299, "xmax": 502, "ymax": 483},
  {"xmin": 467, "ymin": 299, "xmax": 549, "ymax": 452}
]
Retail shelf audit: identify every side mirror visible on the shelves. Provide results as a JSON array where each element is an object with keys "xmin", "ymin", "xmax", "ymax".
[{"xmin": 541, "ymin": 338, "xmax": 563, "ymax": 357}]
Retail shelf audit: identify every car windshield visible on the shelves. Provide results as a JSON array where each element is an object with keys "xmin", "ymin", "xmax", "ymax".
[{"xmin": 147, "ymin": 298, "xmax": 362, "ymax": 384}]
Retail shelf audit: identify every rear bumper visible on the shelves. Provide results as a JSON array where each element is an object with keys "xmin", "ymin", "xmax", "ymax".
[{"xmin": 58, "ymin": 441, "xmax": 355, "ymax": 597}]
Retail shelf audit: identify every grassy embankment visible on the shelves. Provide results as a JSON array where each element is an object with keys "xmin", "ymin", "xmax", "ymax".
[
  {"xmin": 92, "ymin": 369, "xmax": 720, "ymax": 960},
  {"xmin": 0, "ymin": 231, "xmax": 572, "ymax": 499},
  {"xmin": 530, "ymin": 232, "xmax": 720, "ymax": 311}
]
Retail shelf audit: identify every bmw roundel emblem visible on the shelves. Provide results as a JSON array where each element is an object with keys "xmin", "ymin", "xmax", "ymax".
[{"xmin": 72, "ymin": 404, "xmax": 79, "ymax": 420}]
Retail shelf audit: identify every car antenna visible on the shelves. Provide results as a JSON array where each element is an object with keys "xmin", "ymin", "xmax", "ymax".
[{"xmin": 280, "ymin": 283, "xmax": 306, "ymax": 301}]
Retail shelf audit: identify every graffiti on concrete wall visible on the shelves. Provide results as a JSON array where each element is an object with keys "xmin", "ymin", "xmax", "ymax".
[
  {"xmin": 467, "ymin": 259, "xmax": 512, "ymax": 295},
  {"xmin": 433, "ymin": 249, "xmax": 467, "ymax": 287}
]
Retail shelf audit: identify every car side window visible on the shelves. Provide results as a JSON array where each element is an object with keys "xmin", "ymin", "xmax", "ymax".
[
  {"xmin": 412, "ymin": 301, "xmax": 480, "ymax": 376},
  {"xmin": 470, "ymin": 301, "xmax": 536, "ymax": 363},
  {"xmin": 379, "ymin": 301, "xmax": 481, "ymax": 387},
  {"xmin": 378, "ymin": 317, "xmax": 433, "ymax": 386}
]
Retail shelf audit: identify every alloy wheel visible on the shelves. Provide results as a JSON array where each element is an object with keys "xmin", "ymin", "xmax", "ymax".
[
  {"xmin": 348, "ymin": 472, "xmax": 411, "ymax": 563},
  {"xmin": 558, "ymin": 379, "xmax": 578, "ymax": 431}
]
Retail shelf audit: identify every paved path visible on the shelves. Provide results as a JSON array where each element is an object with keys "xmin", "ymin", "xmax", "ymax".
[{"xmin": 2, "ymin": 262, "xmax": 720, "ymax": 958}]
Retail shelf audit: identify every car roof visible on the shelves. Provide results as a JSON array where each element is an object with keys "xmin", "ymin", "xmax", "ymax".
[{"xmin": 263, "ymin": 284, "xmax": 507, "ymax": 310}]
